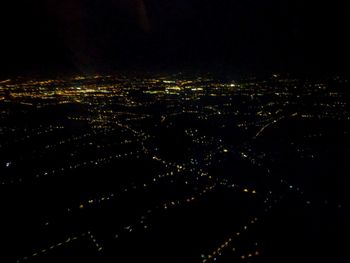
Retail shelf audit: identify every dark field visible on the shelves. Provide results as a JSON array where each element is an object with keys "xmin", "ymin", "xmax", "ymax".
[{"xmin": 0, "ymin": 73, "xmax": 349, "ymax": 263}]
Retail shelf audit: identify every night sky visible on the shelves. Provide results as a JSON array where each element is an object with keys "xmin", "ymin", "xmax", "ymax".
[{"xmin": 1, "ymin": 0, "xmax": 349, "ymax": 75}]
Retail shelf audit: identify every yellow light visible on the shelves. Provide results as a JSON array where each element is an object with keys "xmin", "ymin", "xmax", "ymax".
[{"xmin": 243, "ymin": 188, "xmax": 249, "ymax": 193}]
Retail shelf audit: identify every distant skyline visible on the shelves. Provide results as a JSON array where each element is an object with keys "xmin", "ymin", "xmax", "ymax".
[{"xmin": 1, "ymin": 0, "xmax": 349, "ymax": 76}]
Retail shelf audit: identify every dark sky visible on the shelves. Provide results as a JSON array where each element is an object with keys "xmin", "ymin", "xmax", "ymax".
[{"xmin": 1, "ymin": 0, "xmax": 349, "ymax": 75}]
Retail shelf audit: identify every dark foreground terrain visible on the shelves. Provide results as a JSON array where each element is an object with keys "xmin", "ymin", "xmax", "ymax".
[{"xmin": 0, "ymin": 73, "xmax": 349, "ymax": 262}]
